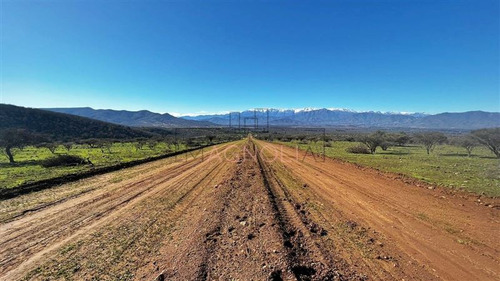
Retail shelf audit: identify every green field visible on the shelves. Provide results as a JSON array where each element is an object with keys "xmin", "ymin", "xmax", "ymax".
[
  {"xmin": 0, "ymin": 142, "xmax": 190, "ymax": 189},
  {"xmin": 280, "ymin": 140, "xmax": 500, "ymax": 197}
]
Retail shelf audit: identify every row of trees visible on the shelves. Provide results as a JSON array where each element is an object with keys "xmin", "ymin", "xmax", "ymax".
[
  {"xmin": 358, "ymin": 131, "xmax": 446, "ymax": 154},
  {"xmin": 0, "ymin": 129, "xmax": 222, "ymax": 163},
  {"xmin": 356, "ymin": 128, "xmax": 500, "ymax": 157},
  {"xmin": 261, "ymin": 128, "xmax": 500, "ymax": 158}
]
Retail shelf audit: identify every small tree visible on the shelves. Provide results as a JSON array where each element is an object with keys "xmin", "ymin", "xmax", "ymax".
[
  {"xmin": 380, "ymin": 142, "xmax": 391, "ymax": 151},
  {"xmin": 171, "ymin": 138, "xmax": 180, "ymax": 151},
  {"xmin": 207, "ymin": 135, "xmax": 216, "ymax": 144},
  {"xmin": 472, "ymin": 128, "xmax": 500, "ymax": 158},
  {"xmin": 43, "ymin": 143, "xmax": 59, "ymax": 154},
  {"xmin": 0, "ymin": 129, "xmax": 44, "ymax": 163},
  {"xmin": 359, "ymin": 131, "xmax": 386, "ymax": 154},
  {"xmin": 380, "ymin": 133, "xmax": 403, "ymax": 150},
  {"xmin": 84, "ymin": 139, "xmax": 101, "ymax": 149},
  {"xmin": 134, "ymin": 139, "xmax": 148, "ymax": 151},
  {"xmin": 63, "ymin": 142, "xmax": 73, "ymax": 152},
  {"xmin": 99, "ymin": 142, "xmax": 113, "ymax": 153},
  {"xmin": 147, "ymin": 140, "xmax": 157, "ymax": 150},
  {"xmin": 414, "ymin": 132, "xmax": 447, "ymax": 155},
  {"xmin": 394, "ymin": 133, "xmax": 411, "ymax": 146},
  {"xmin": 84, "ymin": 139, "xmax": 111, "ymax": 153},
  {"xmin": 186, "ymin": 138, "xmax": 197, "ymax": 147},
  {"xmin": 296, "ymin": 135, "xmax": 307, "ymax": 143},
  {"xmin": 453, "ymin": 136, "xmax": 478, "ymax": 157}
]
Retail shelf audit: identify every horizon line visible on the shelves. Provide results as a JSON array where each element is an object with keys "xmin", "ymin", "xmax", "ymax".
[{"xmin": 4, "ymin": 103, "xmax": 498, "ymax": 117}]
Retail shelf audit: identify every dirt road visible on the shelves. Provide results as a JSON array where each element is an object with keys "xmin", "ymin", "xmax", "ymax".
[
  {"xmin": 255, "ymin": 140, "xmax": 499, "ymax": 281},
  {"xmin": 0, "ymin": 138, "xmax": 498, "ymax": 280}
]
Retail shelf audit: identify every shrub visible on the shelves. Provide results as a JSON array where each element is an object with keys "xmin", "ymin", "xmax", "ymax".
[
  {"xmin": 346, "ymin": 145, "xmax": 371, "ymax": 154},
  {"xmin": 41, "ymin": 155, "xmax": 88, "ymax": 167}
]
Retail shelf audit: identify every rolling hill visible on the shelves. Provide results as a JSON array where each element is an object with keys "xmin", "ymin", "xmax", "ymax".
[
  {"xmin": 46, "ymin": 107, "xmax": 214, "ymax": 128},
  {"xmin": 0, "ymin": 104, "xmax": 153, "ymax": 141}
]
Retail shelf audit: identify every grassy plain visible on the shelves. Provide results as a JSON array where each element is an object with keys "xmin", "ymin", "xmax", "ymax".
[
  {"xmin": 280, "ymin": 140, "xmax": 500, "ymax": 197},
  {"xmin": 0, "ymin": 142, "xmax": 189, "ymax": 189}
]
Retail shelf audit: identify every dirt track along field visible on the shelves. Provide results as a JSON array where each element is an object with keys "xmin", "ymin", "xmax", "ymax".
[
  {"xmin": 0, "ymin": 138, "xmax": 498, "ymax": 280},
  {"xmin": 255, "ymin": 140, "xmax": 499, "ymax": 281}
]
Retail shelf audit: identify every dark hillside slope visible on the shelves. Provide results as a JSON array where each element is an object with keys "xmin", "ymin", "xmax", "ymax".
[{"xmin": 0, "ymin": 104, "xmax": 152, "ymax": 141}]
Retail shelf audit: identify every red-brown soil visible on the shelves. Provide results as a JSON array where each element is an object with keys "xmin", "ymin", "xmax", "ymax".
[{"xmin": 0, "ymin": 139, "xmax": 498, "ymax": 280}]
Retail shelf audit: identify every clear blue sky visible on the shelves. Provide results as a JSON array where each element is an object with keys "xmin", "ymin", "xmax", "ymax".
[{"xmin": 1, "ymin": 0, "xmax": 499, "ymax": 115}]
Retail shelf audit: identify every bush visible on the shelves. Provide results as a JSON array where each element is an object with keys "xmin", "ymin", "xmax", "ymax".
[
  {"xmin": 346, "ymin": 145, "xmax": 371, "ymax": 154},
  {"xmin": 41, "ymin": 155, "xmax": 88, "ymax": 167}
]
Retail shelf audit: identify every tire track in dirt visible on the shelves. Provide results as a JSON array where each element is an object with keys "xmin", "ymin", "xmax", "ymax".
[
  {"xmin": 1, "ymin": 152, "xmax": 203, "ymax": 274},
  {"xmin": 1, "ymin": 151, "xmax": 200, "ymax": 238},
  {"xmin": 155, "ymin": 139, "xmax": 352, "ymax": 280},
  {"xmin": 69, "ymin": 142, "xmax": 242, "ymax": 281},
  {"xmin": 0, "ymin": 159, "xmax": 177, "ymax": 224},
  {"xmin": 256, "ymin": 140, "xmax": 369, "ymax": 281},
  {"xmin": 257, "ymin": 141, "xmax": 407, "ymax": 280},
  {"xmin": 256, "ymin": 140, "xmax": 500, "ymax": 281},
  {"xmin": 0, "ymin": 142, "xmax": 239, "ymax": 280},
  {"xmin": 89, "ymin": 143, "xmax": 238, "ymax": 280},
  {"xmin": 256, "ymin": 141, "xmax": 346, "ymax": 280},
  {"xmin": 154, "ymin": 139, "xmax": 292, "ymax": 280},
  {"xmin": 201, "ymin": 140, "xmax": 319, "ymax": 280}
]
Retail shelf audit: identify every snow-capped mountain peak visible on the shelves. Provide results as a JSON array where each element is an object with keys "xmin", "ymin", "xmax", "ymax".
[{"xmin": 182, "ymin": 107, "xmax": 428, "ymax": 117}]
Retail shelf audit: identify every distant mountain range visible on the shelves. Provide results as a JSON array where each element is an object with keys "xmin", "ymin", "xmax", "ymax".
[
  {"xmin": 46, "ymin": 107, "xmax": 212, "ymax": 128},
  {"xmin": 182, "ymin": 108, "xmax": 500, "ymax": 130},
  {"xmin": 43, "ymin": 107, "xmax": 499, "ymax": 130}
]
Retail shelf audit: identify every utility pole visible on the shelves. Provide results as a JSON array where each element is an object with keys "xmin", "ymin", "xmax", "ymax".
[
  {"xmin": 229, "ymin": 112, "xmax": 241, "ymax": 130},
  {"xmin": 254, "ymin": 108, "xmax": 270, "ymax": 132},
  {"xmin": 254, "ymin": 109, "xmax": 257, "ymax": 130},
  {"xmin": 174, "ymin": 128, "xmax": 178, "ymax": 160},
  {"xmin": 267, "ymin": 109, "xmax": 270, "ymax": 132}
]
